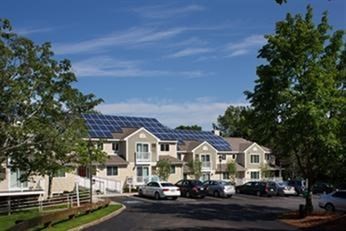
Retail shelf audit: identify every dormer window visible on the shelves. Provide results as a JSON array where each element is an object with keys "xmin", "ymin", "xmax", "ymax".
[
  {"xmin": 112, "ymin": 142, "xmax": 119, "ymax": 153},
  {"xmin": 160, "ymin": 144, "xmax": 169, "ymax": 152}
]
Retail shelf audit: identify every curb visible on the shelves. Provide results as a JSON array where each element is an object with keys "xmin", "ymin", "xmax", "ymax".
[{"xmin": 68, "ymin": 203, "xmax": 126, "ymax": 231}]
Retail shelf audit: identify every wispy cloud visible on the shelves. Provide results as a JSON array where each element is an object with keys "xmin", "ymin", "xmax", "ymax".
[
  {"xmin": 54, "ymin": 27, "xmax": 185, "ymax": 55},
  {"xmin": 73, "ymin": 56, "xmax": 207, "ymax": 78},
  {"xmin": 168, "ymin": 47, "xmax": 213, "ymax": 58},
  {"xmin": 16, "ymin": 27, "xmax": 53, "ymax": 35},
  {"xmin": 133, "ymin": 4, "xmax": 205, "ymax": 19},
  {"xmin": 96, "ymin": 98, "xmax": 248, "ymax": 130},
  {"xmin": 227, "ymin": 34, "xmax": 265, "ymax": 57}
]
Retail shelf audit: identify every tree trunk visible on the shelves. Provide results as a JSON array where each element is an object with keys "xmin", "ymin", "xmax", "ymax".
[
  {"xmin": 48, "ymin": 175, "xmax": 53, "ymax": 199},
  {"xmin": 305, "ymin": 178, "xmax": 314, "ymax": 214}
]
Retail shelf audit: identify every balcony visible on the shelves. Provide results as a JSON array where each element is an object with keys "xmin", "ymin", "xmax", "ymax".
[
  {"xmin": 135, "ymin": 152, "xmax": 151, "ymax": 164},
  {"xmin": 201, "ymin": 161, "xmax": 211, "ymax": 171}
]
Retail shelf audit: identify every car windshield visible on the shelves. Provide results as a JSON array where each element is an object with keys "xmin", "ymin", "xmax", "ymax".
[
  {"xmin": 161, "ymin": 183, "xmax": 174, "ymax": 187},
  {"xmin": 219, "ymin": 181, "xmax": 231, "ymax": 185},
  {"xmin": 191, "ymin": 180, "xmax": 202, "ymax": 185},
  {"xmin": 278, "ymin": 182, "xmax": 287, "ymax": 187}
]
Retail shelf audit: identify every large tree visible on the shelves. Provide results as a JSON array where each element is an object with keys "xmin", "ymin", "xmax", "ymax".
[
  {"xmin": 0, "ymin": 19, "xmax": 104, "ymax": 191},
  {"xmin": 245, "ymin": 6, "xmax": 345, "ymax": 213},
  {"xmin": 217, "ymin": 105, "xmax": 253, "ymax": 138}
]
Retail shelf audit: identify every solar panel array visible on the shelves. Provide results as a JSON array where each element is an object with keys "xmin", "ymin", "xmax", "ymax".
[{"xmin": 82, "ymin": 114, "xmax": 231, "ymax": 151}]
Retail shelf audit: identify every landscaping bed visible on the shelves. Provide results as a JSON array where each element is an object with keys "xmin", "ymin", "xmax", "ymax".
[{"xmin": 280, "ymin": 211, "xmax": 346, "ymax": 231}]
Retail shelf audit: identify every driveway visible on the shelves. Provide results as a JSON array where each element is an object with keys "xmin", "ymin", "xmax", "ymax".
[{"xmin": 85, "ymin": 194, "xmax": 320, "ymax": 231}]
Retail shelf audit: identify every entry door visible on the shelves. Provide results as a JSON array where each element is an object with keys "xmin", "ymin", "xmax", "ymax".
[{"xmin": 137, "ymin": 166, "xmax": 149, "ymax": 183}]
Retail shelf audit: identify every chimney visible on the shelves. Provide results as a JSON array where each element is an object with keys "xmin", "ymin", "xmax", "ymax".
[{"xmin": 212, "ymin": 129, "xmax": 221, "ymax": 136}]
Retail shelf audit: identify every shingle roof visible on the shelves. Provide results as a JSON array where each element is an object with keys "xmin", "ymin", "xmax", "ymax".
[
  {"xmin": 223, "ymin": 137, "xmax": 271, "ymax": 153},
  {"xmin": 112, "ymin": 128, "xmax": 139, "ymax": 139},
  {"xmin": 158, "ymin": 155, "xmax": 183, "ymax": 165},
  {"xmin": 216, "ymin": 163, "xmax": 245, "ymax": 172},
  {"xmin": 177, "ymin": 140, "xmax": 203, "ymax": 152},
  {"xmin": 104, "ymin": 155, "xmax": 128, "ymax": 166}
]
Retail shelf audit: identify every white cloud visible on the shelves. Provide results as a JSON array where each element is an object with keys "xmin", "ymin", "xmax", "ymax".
[
  {"xmin": 73, "ymin": 56, "xmax": 207, "ymax": 78},
  {"xmin": 227, "ymin": 34, "xmax": 265, "ymax": 57},
  {"xmin": 16, "ymin": 27, "xmax": 53, "ymax": 35},
  {"xmin": 168, "ymin": 48, "xmax": 213, "ymax": 58},
  {"xmin": 54, "ymin": 27, "xmax": 185, "ymax": 55},
  {"xmin": 133, "ymin": 4, "xmax": 205, "ymax": 19},
  {"xmin": 96, "ymin": 99, "xmax": 248, "ymax": 130}
]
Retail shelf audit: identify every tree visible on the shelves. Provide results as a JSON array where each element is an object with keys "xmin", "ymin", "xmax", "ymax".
[
  {"xmin": 0, "ymin": 19, "xmax": 105, "ymax": 193},
  {"xmin": 260, "ymin": 163, "xmax": 271, "ymax": 179},
  {"xmin": 175, "ymin": 125, "xmax": 202, "ymax": 131},
  {"xmin": 245, "ymin": 6, "xmax": 345, "ymax": 213},
  {"xmin": 187, "ymin": 160, "xmax": 202, "ymax": 180},
  {"xmin": 227, "ymin": 161, "xmax": 237, "ymax": 183},
  {"xmin": 156, "ymin": 160, "xmax": 171, "ymax": 181},
  {"xmin": 217, "ymin": 106, "xmax": 254, "ymax": 138}
]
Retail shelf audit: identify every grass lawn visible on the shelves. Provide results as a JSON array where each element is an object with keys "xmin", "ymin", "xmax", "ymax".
[
  {"xmin": 0, "ymin": 209, "xmax": 40, "ymax": 230},
  {"xmin": 40, "ymin": 204, "xmax": 122, "ymax": 231}
]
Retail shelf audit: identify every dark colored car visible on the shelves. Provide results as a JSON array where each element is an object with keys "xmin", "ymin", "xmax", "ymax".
[
  {"xmin": 312, "ymin": 182, "xmax": 334, "ymax": 194},
  {"xmin": 235, "ymin": 181, "xmax": 277, "ymax": 197},
  {"xmin": 287, "ymin": 180, "xmax": 305, "ymax": 195},
  {"xmin": 175, "ymin": 179, "xmax": 207, "ymax": 198}
]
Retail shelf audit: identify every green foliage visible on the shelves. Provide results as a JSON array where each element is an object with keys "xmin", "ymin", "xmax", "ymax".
[
  {"xmin": 217, "ymin": 106, "xmax": 254, "ymax": 138},
  {"xmin": 260, "ymin": 163, "xmax": 271, "ymax": 179},
  {"xmin": 175, "ymin": 125, "xmax": 202, "ymax": 131},
  {"xmin": 227, "ymin": 161, "xmax": 237, "ymax": 175},
  {"xmin": 275, "ymin": 0, "xmax": 287, "ymax": 5},
  {"xmin": 156, "ymin": 160, "xmax": 171, "ymax": 181},
  {"xmin": 245, "ymin": 5, "xmax": 345, "ymax": 211},
  {"xmin": 0, "ymin": 19, "xmax": 105, "ymax": 183},
  {"xmin": 188, "ymin": 159, "xmax": 202, "ymax": 180}
]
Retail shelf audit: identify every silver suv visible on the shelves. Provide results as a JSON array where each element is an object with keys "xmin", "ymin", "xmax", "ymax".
[
  {"xmin": 319, "ymin": 190, "xmax": 346, "ymax": 212},
  {"xmin": 203, "ymin": 180, "xmax": 235, "ymax": 198}
]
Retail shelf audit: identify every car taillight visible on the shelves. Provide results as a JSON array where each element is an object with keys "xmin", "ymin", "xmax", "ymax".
[
  {"xmin": 265, "ymin": 186, "xmax": 269, "ymax": 192},
  {"xmin": 192, "ymin": 187, "xmax": 198, "ymax": 192},
  {"xmin": 163, "ymin": 189, "xmax": 169, "ymax": 192}
]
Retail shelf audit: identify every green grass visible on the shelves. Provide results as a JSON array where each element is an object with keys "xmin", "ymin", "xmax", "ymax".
[
  {"xmin": 41, "ymin": 204, "xmax": 122, "ymax": 231},
  {"xmin": 0, "ymin": 209, "xmax": 40, "ymax": 230}
]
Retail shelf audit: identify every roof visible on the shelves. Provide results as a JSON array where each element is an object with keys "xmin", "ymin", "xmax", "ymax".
[
  {"xmin": 216, "ymin": 163, "xmax": 245, "ymax": 172},
  {"xmin": 224, "ymin": 137, "xmax": 271, "ymax": 153},
  {"xmin": 82, "ymin": 114, "xmax": 231, "ymax": 151},
  {"xmin": 104, "ymin": 155, "xmax": 128, "ymax": 166},
  {"xmin": 158, "ymin": 155, "xmax": 183, "ymax": 165},
  {"xmin": 177, "ymin": 140, "xmax": 202, "ymax": 152}
]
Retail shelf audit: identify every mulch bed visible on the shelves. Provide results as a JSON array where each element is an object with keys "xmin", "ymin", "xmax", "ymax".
[{"xmin": 280, "ymin": 211, "xmax": 346, "ymax": 231}]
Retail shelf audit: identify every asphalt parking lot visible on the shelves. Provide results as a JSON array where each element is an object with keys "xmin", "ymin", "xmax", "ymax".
[{"xmin": 85, "ymin": 194, "xmax": 322, "ymax": 231}]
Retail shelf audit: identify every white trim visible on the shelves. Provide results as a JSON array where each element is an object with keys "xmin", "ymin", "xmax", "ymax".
[
  {"xmin": 159, "ymin": 140, "xmax": 178, "ymax": 143},
  {"xmin": 82, "ymin": 138, "xmax": 120, "ymax": 142},
  {"xmin": 243, "ymin": 143, "xmax": 266, "ymax": 154},
  {"xmin": 191, "ymin": 141, "xmax": 218, "ymax": 153},
  {"xmin": 124, "ymin": 127, "xmax": 161, "ymax": 141},
  {"xmin": 135, "ymin": 142, "xmax": 151, "ymax": 164},
  {"xmin": 0, "ymin": 190, "xmax": 44, "ymax": 197}
]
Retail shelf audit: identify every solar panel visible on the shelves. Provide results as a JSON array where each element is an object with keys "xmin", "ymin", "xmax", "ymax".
[{"xmin": 82, "ymin": 114, "xmax": 231, "ymax": 151}]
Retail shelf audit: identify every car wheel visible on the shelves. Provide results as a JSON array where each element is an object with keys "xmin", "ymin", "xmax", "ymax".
[
  {"xmin": 186, "ymin": 191, "xmax": 191, "ymax": 198},
  {"xmin": 236, "ymin": 189, "xmax": 240, "ymax": 194},
  {"xmin": 138, "ymin": 189, "xmax": 143, "ymax": 197},
  {"xmin": 325, "ymin": 203, "xmax": 335, "ymax": 212},
  {"xmin": 228, "ymin": 195, "xmax": 232, "ymax": 198},
  {"xmin": 256, "ymin": 191, "xmax": 261, "ymax": 197},
  {"xmin": 172, "ymin": 197, "xmax": 178, "ymax": 200},
  {"xmin": 154, "ymin": 192, "xmax": 160, "ymax": 200},
  {"xmin": 214, "ymin": 191, "xmax": 220, "ymax": 197}
]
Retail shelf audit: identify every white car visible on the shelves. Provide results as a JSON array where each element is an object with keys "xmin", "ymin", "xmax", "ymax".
[
  {"xmin": 138, "ymin": 181, "xmax": 181, "ymax": 200},
  {"xmin": 276, "ymin": 181, "xmax": 297, "ymax": 196},
  {"xmin": 319, "ymin": 190, "xmax": 346, "ymax": 211}
]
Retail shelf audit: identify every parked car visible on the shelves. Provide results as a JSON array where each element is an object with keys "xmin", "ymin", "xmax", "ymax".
[
  {"xmin": 203, "ymin": 180, "xmax": 235, "ymax": 198},
  {"xmin": 235, "ymin": 181, "xmax": 276, "ymax": 197},
  {"xmin": 175, "ymin": 179, "xmax": 207, "ymax": 198},
  {"xmin": 313, "ymin": 182, "xmax": 334, "ymax": 194},
  {"xmin": 275, "ymin": 181, "xmax": 297, "ymax": 196},
  {"xmin": 138, "ymin": 181, "xmax": 180, "ymax": 200},
  {"xmin": 319, "ymin": 190, "xmax": 346, "ymax": 212},
  {"xmin": 287, "ymin": 180, "xmax": 305, "ymax": 195}
]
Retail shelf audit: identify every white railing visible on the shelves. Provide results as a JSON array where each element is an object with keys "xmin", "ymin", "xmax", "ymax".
[
  {"xmin": 76, "ymin": 176, "xmax": 122, "ymax": 194},
  {"xmin": 201, "ymin": 161, "xmax": 211, "ymax": 170},
  {"xmin": 135, "ymin": 152, "xmax": 151, "ymax": 163}
]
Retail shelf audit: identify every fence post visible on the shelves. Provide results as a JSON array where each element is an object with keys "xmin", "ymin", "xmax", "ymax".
[
  {"xmin": 67, "ymin": 194, "xmax": 70, "ymax": 208},
  {"xmin": 76, "ymin": 183, "xmax": 80, "ymax": 207},
  {"xmin": 39, "ymin": 196, "xmax": 43, "ymax": 212},
  {"xmin": 7, "ymin": 198, "xmax": 11, "ymax": 215}
]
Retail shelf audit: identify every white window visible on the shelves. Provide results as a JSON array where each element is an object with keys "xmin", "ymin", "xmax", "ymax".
[
  {"xmin": 250, "ymin": 171, "xmax": 260, "ymax": 179},
  {"xmin": 223, "ymin": 172, "xmax": 230, "ymax": 179},
  {"xmin": 250, "ymin": 154, "xmax": 260, "ymax": 163},
  {"xmin": 107, "ymin": 166, "xmax": 118, "ymax": 176},
  {"xmin": 54, "ymin": 169, "xmax": 66, "ymax": 177},
  {"xmin": 160, "ymin": 144, "xmax": 169, "ymax": 152}
]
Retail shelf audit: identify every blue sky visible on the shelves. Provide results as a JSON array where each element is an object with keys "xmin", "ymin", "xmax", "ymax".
[{"xmin": 1, "ymin": 0, "xmax": 345, "ymax": 129}]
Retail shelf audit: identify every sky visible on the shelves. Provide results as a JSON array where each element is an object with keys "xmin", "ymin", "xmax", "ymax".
[{"xmin": 1, "ymin": 0, "xmax": 345, "ymax": 130}]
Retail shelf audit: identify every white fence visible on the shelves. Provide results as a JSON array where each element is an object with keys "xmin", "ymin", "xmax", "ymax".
[{"xmin": 76, "ymin": 175, "xmax": 122, "ymax": 194}]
